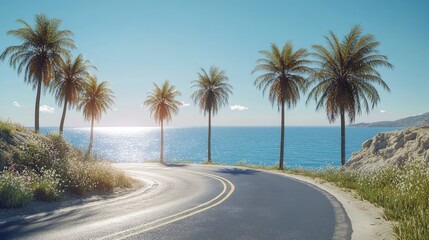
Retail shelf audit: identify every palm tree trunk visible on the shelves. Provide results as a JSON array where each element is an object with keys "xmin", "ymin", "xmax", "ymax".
[
  {"xmin": 89, "ymin": 115, "xmax": 94, "ymax": 154},
  {"xmin": 59, "ymin": 100, "xmax": 68, "ymax": 134},
  {"xmin": 340, "ymin": 110, "xmax": 346, "ymax": 166},
  {"xmin": 160, "ymin": 120, "xmax": 164, "ymax": 163},
  {"xmin": 208, "ymin": 110, "xmax": 212, "ymax": 163},
  {"xmin": 34, "ymin": 79, "xmax": 42, "ymax": 133},
  {"xmin": 279, "ymin": 101, "xmax": 285, "ymax": 170}
]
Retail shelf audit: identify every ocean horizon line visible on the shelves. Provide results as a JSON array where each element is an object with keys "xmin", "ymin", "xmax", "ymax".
[{"xmin": 30, "ymin": 125, "xmax": 398, "ymax": 129}]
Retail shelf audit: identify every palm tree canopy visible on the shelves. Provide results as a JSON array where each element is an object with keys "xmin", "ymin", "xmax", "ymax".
[
  {"xmin": 191, "ymin": 66, "xmax": 232, "ymax": 116},
  {"xmin": 144, "ymin": 81, "xmax": 182, "ymax": 124},
  {"xmin": 307, "ymin": 25, "xmax": 393, "ymax": 123},
  {"xmin": 0, "ymin": 14, "xmax": 75, "ymax": 89},
  {"xmin": 78, "ymin": 76, "xmax": 115, "ymax": 122},
  {"xmin": 51, "ymin": 54, "xmax": 94, "ymax": 108},
  {"xmin": 253, "ymin": 42, "xmax": 312, "ymax": 110}
]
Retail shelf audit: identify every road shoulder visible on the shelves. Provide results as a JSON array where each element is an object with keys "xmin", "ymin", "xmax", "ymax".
[
  {"xmin": 283, "ymin": 173, "xmax": 394, "ymax": 240},
  {"xmin": 230, "ymin": 165, "xmax": 395, "ymax": 240}
]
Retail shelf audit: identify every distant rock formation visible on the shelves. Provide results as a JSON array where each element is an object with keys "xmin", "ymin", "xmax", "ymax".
[
  {"xmin": 343, "ymin": 127, "xmax": 429, "ymax": 172},
  {"xmin": 350, "ymin": 112, "xmax": 429, "ymax": 128}
]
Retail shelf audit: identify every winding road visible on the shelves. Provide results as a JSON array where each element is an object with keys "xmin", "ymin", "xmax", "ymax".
[{"xmin": 0, "ymin": 163, "xmax": 352, "ymax": 240}]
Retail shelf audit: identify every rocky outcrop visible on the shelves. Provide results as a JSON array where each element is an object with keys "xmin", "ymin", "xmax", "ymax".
[{"xmin": 343, "ymin": 127, "xmax": 429, "ymax": 172}]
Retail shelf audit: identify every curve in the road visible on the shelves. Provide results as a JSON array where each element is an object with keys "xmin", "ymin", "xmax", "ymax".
[
  {"xmin": 98, "ymin": 170, "xmax": 235, "ymax": 240},
  {"xmin": 0, "ymin": 164, "xmax": 351, "ymax": 240}
]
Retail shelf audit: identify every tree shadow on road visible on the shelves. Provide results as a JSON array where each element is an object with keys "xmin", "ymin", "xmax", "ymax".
[
  {"xmin": 161, "ymin": 162, "xmax": 189, "ymax": 168},
  {"xmin": 215, "ymin": 168, "xmax": 259, "ymax": 175},
  {"xmin": 0, "ymin": 209, "xmax": 91, "ymax": 239}
]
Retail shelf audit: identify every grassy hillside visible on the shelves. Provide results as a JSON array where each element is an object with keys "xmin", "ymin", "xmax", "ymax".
[{"xmin": 0, "ymin": 120, "xmax": 132, "ymax": 208}]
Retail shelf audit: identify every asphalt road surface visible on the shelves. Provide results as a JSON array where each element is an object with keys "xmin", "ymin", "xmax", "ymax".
[{"xmin": 0, "ymin": 163, "xmax": 352, "ymax": 240}]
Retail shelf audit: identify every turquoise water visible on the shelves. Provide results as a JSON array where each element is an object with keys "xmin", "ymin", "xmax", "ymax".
[{"xmin": 41, "ymin": 127, "xmax": 400, "ymax": 169}]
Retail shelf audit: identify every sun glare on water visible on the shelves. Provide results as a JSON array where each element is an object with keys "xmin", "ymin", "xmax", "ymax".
[
  {"xmin": 95, "ymin": 127, "xmax": 159, "ymax": 134},
  {"xmin": 75, "ymin": 127, "xmax": 159, "ymax": 135}
]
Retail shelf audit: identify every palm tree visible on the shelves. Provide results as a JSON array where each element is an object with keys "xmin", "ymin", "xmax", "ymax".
[
  {"xmin": 253, "ymin": 42, "xmax": 312, "ymax": 170},
  {"xmin": 191, "ymin": 66, "xmax": 232, "ymax": 163},
  {"xmin": 307, "ymin": 25, "xmax": 393, "ymax": 165},
  {"xmin": 144, "ymin": 81, "xmax": 181, "ymax": 162},
  {"xmin": 78, "ymin": 76, "xmax": 114, "ymax": 153},
  {"xmin": 51, "ymin": 54, "xmax": 94, "ymax": 134},
  {"xmin": 0, "ymin": 14, "xmax": 75, "ymax": 132}
]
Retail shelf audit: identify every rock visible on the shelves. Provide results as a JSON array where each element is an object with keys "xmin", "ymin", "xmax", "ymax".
[
  {"xmin": 362, "ymin": 139, "xmax": 372, "ymax": 149},
  {"xmin": 343, "ymin": 127, "xmax": 429, "ymax": 173},
  {"xmin": 404, "ymin": 132, "xmax": 417, "ymax": 141},
  {"xmin": 394, "ymin": 137, "xmax": 404, "ymax": 149},
  {"xmin": 371, "ymin": 137, "xmax": 387, "ymax": 154}
]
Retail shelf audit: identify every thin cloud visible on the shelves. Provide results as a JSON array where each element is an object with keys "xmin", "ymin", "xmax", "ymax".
[
  {"xmin": 39, "ymin": 105, "xmax": 55, "ymax": 114},
  {"xmin": 13, "ymin": 101, "xmax": 20, "ymax": 107},
  {"xmin": 180, "ymin": 101, "xmax": 191, "ymax": 107},
  {"xmin": 230, "ymin": 104, "xmax": 249, "ymax": 111}
]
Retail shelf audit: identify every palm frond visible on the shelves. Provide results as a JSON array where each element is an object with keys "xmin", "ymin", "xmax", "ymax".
[
  {"xmin": 144, "ymin": 80, "xmax": 182, "ymax": 124},
  {"xmin": 191, "ymin": 66, "xmax": 232, "ymax": 116},
  {"xmin": 51, "ymin": 54, "xmax": 93, "ymax": 108},
  {"xmin": 1, "ymin": 14, "xmax": 75, "ymax": 89},
  {"xmin": 307, "ymin": 25, "xmax": 393, "ymax": 123},
  {"xmin": 78, "ymin": 75, "xmax": 115, "ymax": 122},
  {"xmin": 253, "ymin": 42, "xmax": 312, "ymax": 111}
]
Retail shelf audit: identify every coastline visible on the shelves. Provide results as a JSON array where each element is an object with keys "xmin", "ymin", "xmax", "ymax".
[{"xmin": 37, "ymin": 126, "xmax": 401, "ymax": 169}]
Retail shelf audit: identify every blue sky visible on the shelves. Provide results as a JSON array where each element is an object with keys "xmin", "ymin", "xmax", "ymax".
[{"xmin": 0, "ymin": 0, "xmax": 428, "ymax": 127}]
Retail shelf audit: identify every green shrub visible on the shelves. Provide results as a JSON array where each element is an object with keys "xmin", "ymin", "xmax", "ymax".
[
  {"xmin": 12, "ymin": 135, "xmax": 70, "ymax": 176},
  {"xmin": 47, "ymin": 133, "xmax": 70, "ymax": 161},
  {"xmin": 0, "ymin": 121, "xmax": 14, "ymax": 143},
  {"xmin": 0, "ymin": 120, "xmax": 25, "ymax": 141},
  {"xmin": 116, "ymin": 171, "xmax": 133, "ymax": 188},
  {"xmin": 31, "ymin": 169, "xmax": 63, "ymax": 201},
  {"xmin": 1, "ymin": 124, "xmax": 133, "ymax": 204},
  {"xmin": 88, "ymin": 162, "xmax": 132, "ymax": 191},
  {"xmin": 62, "ymin": 159, "xmax": 94, "ymax": 195},
  {"xmin": 0, "ymin": 170, "xmax": 33, "ymax": 208}
]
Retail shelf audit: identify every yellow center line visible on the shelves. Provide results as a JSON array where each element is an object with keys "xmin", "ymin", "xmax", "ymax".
[{"xmin": 97, "ymin": 170, "xmax": 235, "ymax": 240}]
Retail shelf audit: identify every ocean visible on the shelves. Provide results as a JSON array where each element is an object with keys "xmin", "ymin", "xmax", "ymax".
[{"xmin": 41, "ymin": 126, "xmax": 400, "ymax": 169}]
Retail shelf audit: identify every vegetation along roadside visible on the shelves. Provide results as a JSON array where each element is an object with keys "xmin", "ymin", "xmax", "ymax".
[{"xmin": 0, "ymin": 120, "xmax": 133, "ymax": 209}]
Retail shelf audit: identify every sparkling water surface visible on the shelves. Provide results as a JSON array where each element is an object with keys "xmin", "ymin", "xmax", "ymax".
[{"xmin": 41, "ymin": 127, "xmax": 400, "ymax": 169}]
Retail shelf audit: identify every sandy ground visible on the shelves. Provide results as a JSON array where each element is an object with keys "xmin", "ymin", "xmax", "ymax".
[{"xmin": 259, "ymin": 169, "xmax": 395, "ymax": 240}]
